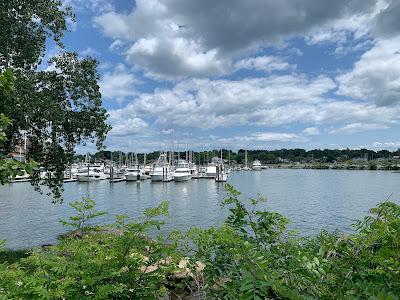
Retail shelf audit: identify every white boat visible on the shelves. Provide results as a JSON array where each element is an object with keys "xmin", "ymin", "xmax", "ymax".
[
  {"xmin": 76, "ymin": 168, "xmax": 108, "ymax": 182},
  {"xmin": 205, "ymin": 163, "xmax": 217, "ymax": 178},
  {"xmin": 125, "ymin": 153, "xmax": 148, "ymax": 181},
  {"xmin": 173, "ymin": 160, "xmax": 191, "ymax": 182},
  {"xmin": 215, "ymin": 172, "xmax": 228, "ymax": 182},
  {"xmin": 150, "ymin": 166, "xmax": 173, "ymax": 181},
  {"xmin": 252, "ymin": 160, "xmax": 262, "ymax": 170},
  {"xmin": 144, "ymin": 165, "xmax": 152, "ymax": 175},
  {"xmin": 125, "ymin": 166, "xmax": 147, "ymax": 181},
  {"xmin": 150, "ymin": 152, "xmax": 173, "ymax": 182},
  {"xmin": 11, "ymin": 172, "xmax": 31, "ymax": 182},
  {"xmin": 112, "ymin": 167, "xmax": 127, "ymax": 180}
]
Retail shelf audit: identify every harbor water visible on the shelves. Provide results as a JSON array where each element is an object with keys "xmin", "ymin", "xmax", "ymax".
[{"xmin": 1, "ymin": 169, "xmax": 400, "ymax": 249}]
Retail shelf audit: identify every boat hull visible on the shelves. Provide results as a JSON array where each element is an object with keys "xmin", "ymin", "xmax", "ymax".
[
  {"xmin": 77, "ymin": 175, "xmax": 102, "ymax": 182},
  {"xmin": 173, "ymin": 174, "xmax": 191, "ymax": 182},
  {"xmin": 125, "ymin": 174, "xmax": 146, "ymax": 181},
  {"xmin": 150, "ymin": 174, "xmax": 173, "ymax": 182}
]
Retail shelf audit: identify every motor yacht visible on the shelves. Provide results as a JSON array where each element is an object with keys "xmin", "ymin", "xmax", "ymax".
[
  {"xmin": 76, "ymin": 167, "xmax": 108, "ymax": 182},
  {"xmin": 150, "ymin": 152, "xmax": 173, "ymax": 182},
  {"xmin": 252, "ymin": 160, "xmax": 262, "ymax": 170},
  {"xmin": 125, "ymin": 166, "xmax": 147, "ymax": 181},
  {"xmin": 173, "ymin": 160, "xmax": 191, "ymax": 182}
]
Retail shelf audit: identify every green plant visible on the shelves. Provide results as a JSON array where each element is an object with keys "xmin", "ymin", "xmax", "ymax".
[
  {"xmin": 60, "ymin": 197, "xmax": 107, "ymax": 230},
  {"xmin": 182, "ymin": 185, "xmax": 400, "ymax": 299},
  {"xmin": 0, "ymin": 200, "xmax": 188, "ymax": 299}
]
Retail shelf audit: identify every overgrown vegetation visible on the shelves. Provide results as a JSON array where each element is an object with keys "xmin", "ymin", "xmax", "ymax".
[{"xmin": 1, "ymin": 186, "xmax": 399, "ymax": 299}]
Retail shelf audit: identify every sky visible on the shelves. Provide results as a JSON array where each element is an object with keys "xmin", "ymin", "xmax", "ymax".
[{"xmin": 56, "ymin": 0, "xmax": 400, "ymax": 152}]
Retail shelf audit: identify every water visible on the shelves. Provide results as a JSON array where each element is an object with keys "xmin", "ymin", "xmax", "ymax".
[{"xmin": 1, "ymin": 169, "xmax": 399, "ymax": 249}]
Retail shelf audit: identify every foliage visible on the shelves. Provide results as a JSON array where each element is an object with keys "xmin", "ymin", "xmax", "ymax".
[
  {"xmin": 0, "ymin": 68, "xmax": 13, "ymax": 93},
  {"xmin": 0, "ymin": 200, "xmax": 188, "ymax": 299},
  {"xmin": 1, "ymin": 188, "xmax": 400, "ymax": 299},
  {"xmin": 0, "ymin": 69, "xmax": 37, "ymax": 184},
  {"xmin": 0, "ymin": 0, "xmax": 110, "ymax": 201},
  {"xmin": 60, "ymin": 197, "xmax": 107, "ymax": 230},
  {"xmin": 180, "ymin": 185, "xmax": 400, "ymax": 299}
]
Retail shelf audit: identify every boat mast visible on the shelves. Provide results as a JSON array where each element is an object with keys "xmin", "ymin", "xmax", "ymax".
[{"xmin": 245, "ymin": 149, "xmax": 248, "ymax": 169}]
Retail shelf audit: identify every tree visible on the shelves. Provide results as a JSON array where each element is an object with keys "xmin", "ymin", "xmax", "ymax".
[
  {"xmin": 0, "ymin": 69, "xmax": 36, "ymax": 184},
  {"xmin": 0, "ymin": 0, "xmax": 110, "ymax": 201}
]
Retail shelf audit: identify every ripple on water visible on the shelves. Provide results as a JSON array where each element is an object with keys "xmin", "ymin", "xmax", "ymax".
[{"xmin": 1, "ymin": 169, "xmax": 399, "ymax": 248}]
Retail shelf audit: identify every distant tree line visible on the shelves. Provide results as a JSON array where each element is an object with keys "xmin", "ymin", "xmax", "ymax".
[{"xmin": 75, "ymin": 148, "xmax": 400, "ymax": 165}]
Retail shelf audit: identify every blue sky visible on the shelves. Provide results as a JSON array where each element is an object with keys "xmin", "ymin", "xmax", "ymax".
[{"xmin": 57, "ymin": 0, "xmax": 400, "ymax": 152}]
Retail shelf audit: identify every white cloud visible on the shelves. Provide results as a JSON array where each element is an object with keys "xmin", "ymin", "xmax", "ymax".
[
  {"xmin": 108, "ymin": 117, "xmax": 148, "ymax": 137},
  {"xmin": 248, "ymin": 132, "xmax": 305, "ymax": 142},
  {"xmin": 125, "ymin": 37, "xmax": 229, "ymax": 79},
  {"xmin": 110, "ymin": 74, "xmax": 400, "ymax": 131},
  {"xmin": 303, "ymin": 127, "xmax": 320, "ymax": 136},
  {"xmin": 211, "ymin": 132, "xmax": 309, "ymax": 149},
  {"xmin": 99, "ymin": 64, "xmax": 139, "ymax": 103},
  {"xmin": 372, "ymin": 141, "xmax": 400, "ymax": 150},
  {"xmin": 65, "ymin": 0, "xmax": 114, "ymax": 13},
  {"xmin": 328, "ymin": 123, "xmax": 389, "ymax": 134},
  {"xmin": 93, "ymin": 0, "xmax": 380, "ymax": 79},
  {"xmin": 337, "ymin": 36, "xmax": 400, "ymax": 106},
  {"xmin": 235, "ymin": 56, "xmax": 291, "ymax": 72},
  {"xmin": 305, "ymin": 0, "xmax": 388, "ymax": 46},
  {"xmin": 81, "ymin": 47, "xmax": 100, "ymax": 57},
  {"xmin": 109, "ymin": 40, "xmax": 125, "ymax": 52}
]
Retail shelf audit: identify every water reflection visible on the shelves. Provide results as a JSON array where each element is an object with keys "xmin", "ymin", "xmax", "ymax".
[{"xmin": 1, "ymin": 169, "xmax": 399, "ymax": 249}]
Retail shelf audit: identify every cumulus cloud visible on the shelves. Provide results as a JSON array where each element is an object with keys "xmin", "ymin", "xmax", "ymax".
[
  {"xmin": 373, "ymin": 1, "xmax": 400, "ymax": 38},
  {"xmin": 108, "ymin": 74, "xmax": 400, "ymax": 131},
  {"xmin": 108, "ymin": 117, "xmax": 149, "ymax": 137},
  {"xmin": 337, "ymin": 36, "xmax": 400, "ymax": 106},
  {"xmin": 305, "ymin": 0, "xmax": 388, "ymax": 45},
  {"xmin": 88, "ymin": 0, "xmax": 400, "ymax": 150},
  {"xmin": 126, "ymin": 37, "xmax": 229, "ymax": 79},
  {"xmin": 93, "ymin": 0, "xmax": 379, "ymax": 78},
  {"xmin": 99, "ymin": 64, "xmax": 139, "ymax": 103},
  {"xmin": 107, "ymin": 107, "xmax": 149, "ymax": 138}
]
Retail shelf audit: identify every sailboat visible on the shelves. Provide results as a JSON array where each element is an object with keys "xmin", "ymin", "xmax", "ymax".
[
  {"xmin": 215, "ymin": 150, "xmax": 228, "ymax": 182},
  {"xmin": 243, "ymin": 149, "xmax": 251, "ymax": 171}
]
